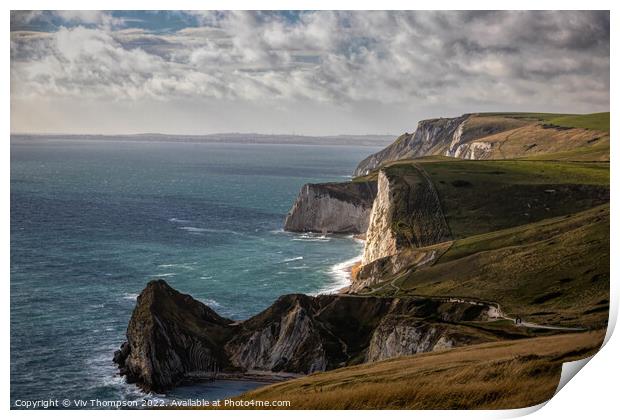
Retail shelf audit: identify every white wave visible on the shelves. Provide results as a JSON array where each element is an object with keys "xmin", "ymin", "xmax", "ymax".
[
  {"xmin": 271, "ymin": 230, "xmax": 332, "ymax": 242},
  {"xmin": 151, "ymin": 272, "xmax": 176, "ymax": 278},
  {"xmin": 316, "ymin": 255, "xmax": 362, "ymax": 295},
  {"xmin": 291, "ymin": 235, "xmax": 330, "ymax": 242},
  {"xmin": 122, "ymin": 293, "xmax": 139, "ymax": 301},
  {"xmin": 198, "ymin": 298, "xmax": 221, "ymax": 308},
  {"xmin": 179, "ymin": 226, "xmax": 243, "ymax": 236},
  {"xmin": 85, "ymin": 349, "xmax": 148, "ymax": 402},
  {"xmin": 158, "ymin": 262, "xmax": 197, "ymax": 270},
  {"xmin": 179, "ymin": 226, "xmax": 208, "ymax": 233},
  {"xmin": 282, "ymin": 256, "xmax": 303, "ymax": 262},
  {"xmin": 168, "ymin": 217, "xmax": 191, "ymax": 223},
  {"xmin": 288, "ymin": 265, "xmax": 309, "ymax": 270}
]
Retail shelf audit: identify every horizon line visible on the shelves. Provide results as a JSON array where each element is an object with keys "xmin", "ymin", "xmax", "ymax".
[{"xmin": 10, "ymin": 132, "xmax": 399, "ymax": 138}]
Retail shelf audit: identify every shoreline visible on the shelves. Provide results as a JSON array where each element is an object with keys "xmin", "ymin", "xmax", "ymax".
[{"xmin": 329, "ymin": 234, "xmax": 366, "ymax": 295}]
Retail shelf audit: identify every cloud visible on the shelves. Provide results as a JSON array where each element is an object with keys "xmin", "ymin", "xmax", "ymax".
[{"xmin": 10, "ymin": 11, "xmax": 610, "ymax": 134}]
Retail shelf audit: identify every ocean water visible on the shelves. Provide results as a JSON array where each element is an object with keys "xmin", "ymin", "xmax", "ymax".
[{"xmin": 10, "ymin": 139, "xmax": 380, "ymax": 407}]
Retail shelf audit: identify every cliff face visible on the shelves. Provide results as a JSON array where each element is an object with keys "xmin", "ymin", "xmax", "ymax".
[
  {"xmin": 115, "ymin": 280, "xmax": 504, "ymax": 392},
  {"xmin": 353, "ymin": 115, "xmax": 469, "ymax": 176},
  {"xmin": 451, "ymin": 123, "xmax": 609, "ymax": 160},
  {"xmin": 353, "ymin": 114, "xmax": 608, "ymax": 177},
  {"xmin": 225, "ymin": 294, "xmax": 330, "ymax": 373},
  {"xmin": 361, "ymin": 166, "xmax": 451, "ymax": 265},
  {"xmin": 283, "ymin": 181, "xmax": 377, "ymax": 234},
  {"xmin": 351, "ymin": 244, "xmax": 449, "ymax": 292},
  {"xmin": 112, "ymin": 280, "xmax": 235, "ymax": 392},
  {"xmin": 366, "ymin": 317, "xmax": 457, "ymax": 362}
]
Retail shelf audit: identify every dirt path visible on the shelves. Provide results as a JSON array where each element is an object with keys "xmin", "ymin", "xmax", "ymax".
[
  {"xmin": 505, "ymin": 318, "xmax": 586, "ymax": 331},
  {"xmin": 357, "ymin": 283, "xmax": 586, "ymax": 331}
]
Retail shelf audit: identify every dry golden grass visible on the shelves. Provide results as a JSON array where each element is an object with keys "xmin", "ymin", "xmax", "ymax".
[
  {"xmin": 468, "ymin": 123, "xmax": 608, "ymax": 160},
  {"xmin": 220, "ymin": 331, "xmax": 604, "ymax": 410}
]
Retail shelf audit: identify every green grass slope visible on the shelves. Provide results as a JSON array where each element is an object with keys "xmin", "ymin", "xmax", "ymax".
[
  {"xmin": 477, "ymin": 112, "xmax": 609, "ymax": 132},
  {"xmin": 546, "ymin": 112, "xmax": 610, "ymax": 132},
  {"xmin": 402, "ymin": 159, "xmax": 609, "ymax": 240},
  {"xmin": 385, "ymin": 204, "xmax": 610, "ymax": 328},
  {"xmin": 523, "ymin": 138, "xmax": 609, "ymax": 162},
  {"xmin": 355, "ymin": 158, "xmax": 609, "ymax": 329}
]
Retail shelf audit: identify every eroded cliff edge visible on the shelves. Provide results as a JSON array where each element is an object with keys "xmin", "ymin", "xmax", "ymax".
[
  {"xmin": 353, "ymin": 113, "xmax": 607, "ymax": 176},
  {"xmin": 115, "ymin": 280, "xmax": 507, "ymax": 392},
  {"xmin": 362, "ymin": 166, "xmax": 451, "ymax": 265},
  {"xmin": 283, "ymin": 181, "xmax": 377, "ymax": 234}
]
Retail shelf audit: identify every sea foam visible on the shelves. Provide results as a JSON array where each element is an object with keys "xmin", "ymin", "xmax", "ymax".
[
  {"xmin": 282, "ymin": 256, "xmax": 304, "ymax": 262},
  {"xmin": 316, "ymin": 255, "xmax": 362, "ymax": 295}
]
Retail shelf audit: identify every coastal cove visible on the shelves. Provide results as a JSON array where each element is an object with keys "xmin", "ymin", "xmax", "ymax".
[{"xmin": 10, "ymin": 139, "xmax": 380, "ymax": 405}]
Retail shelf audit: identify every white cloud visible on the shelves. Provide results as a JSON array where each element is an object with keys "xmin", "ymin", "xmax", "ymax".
[{"xmin": 10, "ymin": 11, "xmax": 610, "ymax": 135}]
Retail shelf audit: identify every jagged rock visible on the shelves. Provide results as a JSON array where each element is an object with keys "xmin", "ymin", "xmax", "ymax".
[
  {"xmin": 365, "ymin": 316, "xmax": 453, "ymax": 362},
  {"xmin": 113, "ymin": 280, "xmax": 235, "ymax": 392},
  {"xmin": 225, "ymin": 294, "xmax": 330, "ymax": 373},
  {"xmin": 115, "ymin": 281, "xmax": 506, "ymax": 392},
  {"xmin": 284, "ymin": 181, "xmax": 377, "ymax": 234}
]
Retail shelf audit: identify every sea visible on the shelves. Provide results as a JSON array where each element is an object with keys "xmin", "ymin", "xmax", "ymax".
[{"xmin": 10, "ymin": 138, "xmax": 382, "ymax": 408}]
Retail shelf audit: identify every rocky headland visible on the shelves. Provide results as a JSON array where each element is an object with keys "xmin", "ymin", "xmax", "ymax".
[
  {"xmin": 353, "ymin": 113, "xmax": 607, "ymax": 176},
  {"xmin": 115, "ymin": 280, "xmax": 506, "ymax": 392}
]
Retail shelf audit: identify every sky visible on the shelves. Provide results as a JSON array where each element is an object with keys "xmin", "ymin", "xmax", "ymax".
[{"xmin": 10, "ymin": 10, "xmax": 610, "ymax": 135}]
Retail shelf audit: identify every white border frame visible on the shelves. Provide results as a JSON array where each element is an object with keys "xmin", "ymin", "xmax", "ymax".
[{"xmin": 3, "ymin": 2, "xmax": 616, "ymax": 419}]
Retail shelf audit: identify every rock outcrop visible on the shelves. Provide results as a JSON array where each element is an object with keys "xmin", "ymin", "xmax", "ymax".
[
  {"xmin": 361, "ymin": 166, "xmax": 451, "ymax": 265},
  {"xmin": 283, "ymin": 181, "xmax": 377, "ymax": 234},
  {"xmin": 353, "ymin": 114, "xmax": 608, "ymax": 177},
  {"xmin": 113, "ymin": 279, "xmax": 234, "ymax": 392},
  {"xmin": 115, "ymin": 280, "xmax": 505, "ymax": 392},
  {"xmin": 353, "ymin": 115, "xmax": 469, "ymax": 177},
  {"xmin": 365, "ymin": 317, "xmax": 455, "ymax": 362}
]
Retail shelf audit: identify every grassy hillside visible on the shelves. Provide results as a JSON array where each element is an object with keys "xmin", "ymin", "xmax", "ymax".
[
  {"xmin": 354, "ymin": 158, "xmax": 609, "ymax": 329},
  {"xmin": 365, "ymin": 204, "xmax": 609, "ymax": 329},
  {"xmin": 227, "ymin": 331, "xmax": 604, "ymax": 409},
  {"xmin": 389, "ymin": 159, "xmax": 609, "ymax": 240},
  {"xmin": 477, "ymin": 112, "xmax": 610, "ymax": 132},
  {"xmin": 524, "ymin": 138, "xmax": 609, "ymax": 162},
  {"xmin": 478, "ymin": 112, "xmax": 573, "ymax": 120},
  {"xmin": 353, "ymin": 112, "xmax": 609, "ymax": 179},
  {"xmin": 546, "ymin": 112, "xmax": 610, "ymax": 132},
  {"xmin": 461, "ymin": 112, "xmax": 609, "ymax": 160}
]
